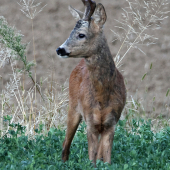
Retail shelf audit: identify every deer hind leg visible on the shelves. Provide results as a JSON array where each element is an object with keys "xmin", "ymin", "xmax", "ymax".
[
  {"xmin": 97, "ymin": 126, "xmax": 115, "ymax": 164},
  {"xmin": 96, "ymin": 135, "xmax": 103, "ymax": 161},
  {"xmin": 87, "ymin": 129, "xmax": 99, "ymax": 165},
  {"xmin": 62, "ymin": 109, "xmax": 82, "ymax": 162}
]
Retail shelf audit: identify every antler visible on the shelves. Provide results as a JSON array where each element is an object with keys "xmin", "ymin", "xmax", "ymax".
[{"xmin": 82, "ymin": 0, "xmax": 96, "ymax": 21}]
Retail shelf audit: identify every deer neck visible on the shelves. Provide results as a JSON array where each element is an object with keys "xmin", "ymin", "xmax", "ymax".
[{"xmin": 85, "ymin": 37, "xmax": 116, "ymax": 100}]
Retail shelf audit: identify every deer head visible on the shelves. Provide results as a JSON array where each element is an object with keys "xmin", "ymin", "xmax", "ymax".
[{"xmin": 56, "ymin": 0, "xmax": 107, "ymax": 58}]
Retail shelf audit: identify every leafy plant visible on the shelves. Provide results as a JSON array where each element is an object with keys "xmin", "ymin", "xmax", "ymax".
[
  {"xmin": 0, "ymin": 119, "xmax": 170, "ymax": 169},
  {"xmin": 0, "ymin": 16, "xmax": 35, "ymax": 75}
]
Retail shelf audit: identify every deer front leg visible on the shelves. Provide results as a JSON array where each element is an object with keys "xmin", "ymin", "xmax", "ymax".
[
  {"xmin": 87, "ymin": 129, "xmax": 99, "ymax": 165},
  {"xmin": 97, "ymin": 127, "xmax": 115, "ymax": 164},
  {"xmin": 62, "ymin": 109, "xmax": 82, "ymax": 162}
]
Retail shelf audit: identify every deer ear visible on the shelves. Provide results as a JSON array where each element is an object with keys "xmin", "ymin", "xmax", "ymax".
[
  {"xmin": 94, "ymin": 3, "xmax": 107, "ymax": 27},
  {"xmin": 69, "ymin": 6, "xmax": 84, "ymax": 21}
]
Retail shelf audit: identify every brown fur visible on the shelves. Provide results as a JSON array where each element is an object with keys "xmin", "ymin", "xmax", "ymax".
[{"xmin": 58, "ymin": 1, "xmax": 126, "ymax": 165}]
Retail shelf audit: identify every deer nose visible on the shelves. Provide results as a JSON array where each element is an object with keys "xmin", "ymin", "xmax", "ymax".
[{"xmin": 56, "ymin": 47, "xmax": 69, "ymax": 56}]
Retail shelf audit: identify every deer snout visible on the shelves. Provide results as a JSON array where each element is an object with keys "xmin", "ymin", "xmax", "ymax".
[{"xmin": 56, "ymin": 47, "xmax": 70, "ymax": 58}]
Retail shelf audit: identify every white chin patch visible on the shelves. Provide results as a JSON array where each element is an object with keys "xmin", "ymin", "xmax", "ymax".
[{"xmin": 58, "ymin": 55, "xmax": 69, "ymax": 59}]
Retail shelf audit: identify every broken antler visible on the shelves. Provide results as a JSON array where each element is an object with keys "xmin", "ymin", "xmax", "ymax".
[{"xmin": 82, "ymin": 0, "xmax": 96, "ymax": 21}]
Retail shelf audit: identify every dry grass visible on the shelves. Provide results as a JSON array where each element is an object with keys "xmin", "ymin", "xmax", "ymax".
[
  {"xmin": 113, "ymin": 0, "xmax": 170, "ymax": 131},
  {"xmin": 0, "ymin": 2, "xmax": 68, "ymax": 138},
  {"xmin": 113, "ymin": 0, "xmax": 170, "ymax": 67}
]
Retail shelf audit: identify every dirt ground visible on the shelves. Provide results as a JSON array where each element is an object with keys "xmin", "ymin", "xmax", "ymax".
[{"xmin": 0, "ymin": 0, "xmax": 170, "ymax": 118}]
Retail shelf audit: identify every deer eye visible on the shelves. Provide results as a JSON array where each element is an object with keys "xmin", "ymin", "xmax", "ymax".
[{"xmin": 78, "ymin": 34, "xmax": 85, "ymax": 39}]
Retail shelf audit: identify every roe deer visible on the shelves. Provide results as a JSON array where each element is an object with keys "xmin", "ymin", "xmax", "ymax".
[{"xmin": 56, "ymin": 0, "xmax": 126, "ymax": 164}]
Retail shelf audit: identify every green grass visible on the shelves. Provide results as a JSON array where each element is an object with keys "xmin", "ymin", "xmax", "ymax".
[{"xmin": 0, "ymin": 118, "xmax": 170, "ymax": 170}]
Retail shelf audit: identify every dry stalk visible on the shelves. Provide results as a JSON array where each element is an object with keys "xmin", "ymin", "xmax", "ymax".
[{"xmin": 113, "ymin": 0, "xmax": 170, "ymax": 67}]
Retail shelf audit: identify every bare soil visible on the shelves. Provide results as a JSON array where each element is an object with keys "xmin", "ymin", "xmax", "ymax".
[{"xmin": 0, "ymin": 0, "xmax": 170, "ymax": 118}]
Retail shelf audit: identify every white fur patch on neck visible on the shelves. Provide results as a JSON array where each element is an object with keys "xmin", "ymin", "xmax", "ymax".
[{"xmin": 59, "ymin": 55, "xmax": 69, "ymax": 59}]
